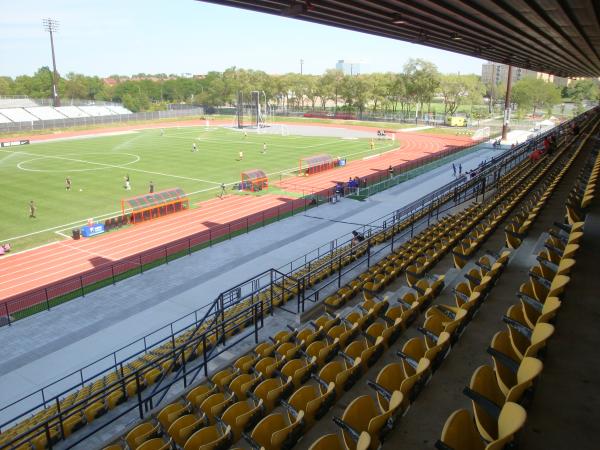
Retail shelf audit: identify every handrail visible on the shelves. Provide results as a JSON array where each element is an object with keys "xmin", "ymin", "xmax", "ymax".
[
  {"xmin": 0, "ymin": 113, "xmax": 585, "ymax": 434},
  {"xmin": 1, "ymin": 109, "xmax": 596, "ymax": 450}
]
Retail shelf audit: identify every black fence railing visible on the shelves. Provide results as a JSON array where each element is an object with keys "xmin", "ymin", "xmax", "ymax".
[{"xmin": 0, "ymin": 111, "xmax": 591, "ymax": 450}]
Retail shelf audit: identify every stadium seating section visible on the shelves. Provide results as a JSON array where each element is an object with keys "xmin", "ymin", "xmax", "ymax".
[
  {"xmin": 0, "ymin": 100, "xmax": 132, "ymax": 124},
  {"xmin": 1, "ymin": 110, "xmax": 597, "ymax": 450}
]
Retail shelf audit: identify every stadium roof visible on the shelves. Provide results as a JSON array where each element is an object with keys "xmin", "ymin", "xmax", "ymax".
[{"xmin": 197, "ymin": 0, "xmax": 600, "ymax": 77}]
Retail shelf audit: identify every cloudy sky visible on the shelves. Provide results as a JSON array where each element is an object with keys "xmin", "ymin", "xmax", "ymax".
[{"xmin": 0, "ymin": 0, "xmax": 486, "ymax": 78}]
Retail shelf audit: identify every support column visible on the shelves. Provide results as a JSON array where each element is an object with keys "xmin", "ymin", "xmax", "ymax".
[{"xmin": 501, "ymin": 65, "xmax": 513, "ymax": 141}]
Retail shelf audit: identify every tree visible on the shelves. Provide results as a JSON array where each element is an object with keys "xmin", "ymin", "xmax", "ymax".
[
  {"xmin": 403, "ymin": 59, "xmax": 440, "ymax": 116},
  {"xmin": 512, "ymin": 77, "xmax": 562, "ymax": 115}
]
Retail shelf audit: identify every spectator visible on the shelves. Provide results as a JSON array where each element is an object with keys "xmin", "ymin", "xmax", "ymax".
[
  {"xmin": 543, "ymin": 137, "xmax": 551, "ymax": 153},
  {"xmin": 452, "ymin": 163, "xmax": 456, "ymax": 177},
  {"xmin": 351, "ymin": 230, "xmax": 365, "ymax": 245},
  {"xmin": 388, "ymin": 165, "xmax": 395, "ymax": 178},
  {"xmin": 459, "ymin": 163, "xmax": 462, "ymax": 175}
]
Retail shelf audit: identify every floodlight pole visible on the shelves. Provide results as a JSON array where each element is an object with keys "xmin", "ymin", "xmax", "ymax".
[
  {"xmin": 300, "ymin": 59, "xmax": 304, "ymax": 75},
  {"xmin": 43, "ymin": 18, "xmax": 61, "ymax": 107},
  {"xmin": 501, "ymin": 64, "xmax": 513, "ymax": 141}
]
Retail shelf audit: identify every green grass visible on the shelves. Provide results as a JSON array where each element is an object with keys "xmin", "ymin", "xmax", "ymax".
[{"xmin": 0, "ymin": 126, "xmax": 396, "ymax": 251}]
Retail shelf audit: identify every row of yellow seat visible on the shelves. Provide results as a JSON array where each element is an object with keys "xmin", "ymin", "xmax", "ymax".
[
  {"xmin": 306, "ymin": 122, "xmax": 598, "ymax": 450},
  {"xmin": 325, "ymin": 128, "xmax": 568, "ymax": 313},
  {"xmin": 435, "ymin": 218, "xmax": 585, "ymax": 449},
  {"xmin": 102, "ymin": 277, "xmax": 445, "ymax": 450},
  {"xmin": 317, "ymin": 245, "xmax": 510, "ymax": 450},
  {"xmin": 565, "ymin": 147, "xmax": 600, "ymax": 224},
  {"xmin": 0, "ymin": 174, "xmax": 443, "ymax": 450},
  {"xmin": 505, "ymin": 131, "xmax": 591, "ymax": 249}
]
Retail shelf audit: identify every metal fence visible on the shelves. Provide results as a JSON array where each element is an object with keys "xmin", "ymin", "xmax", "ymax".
[
  {"xmin": 0, "ymin": 110, "xmax": 589, "ymax": 449},
  {"xmin": 0, "ymin": 108, "xmax": 205, "ymax": 133},
  {"xmin": 0, "ymin": 195, "xmax": 324, "ymax": 325}
]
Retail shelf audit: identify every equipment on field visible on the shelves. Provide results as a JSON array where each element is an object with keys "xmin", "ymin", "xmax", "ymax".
[
  {"xmin": 241, "ymin": 169, "xmax": 268, "ymax": 192},
  {"xmin": 122, "ymin": 188, "xmax": 189, "ymax": 224},
  {"xmin": 299, "ymin": 154, "xmax": 337, "ymax": 176}
]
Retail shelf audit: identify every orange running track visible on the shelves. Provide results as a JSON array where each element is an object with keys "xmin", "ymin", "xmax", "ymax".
[
  {"xmin": 277, "ymin": 129, "xmax": 474, "ymax": 194},
  {"xmin": 0, "ymin": 194, "xmax": 302, "ymax": 313},
  {"xmin": 0, "ymin": 123, "xmax": 475, "ymax": 317}
]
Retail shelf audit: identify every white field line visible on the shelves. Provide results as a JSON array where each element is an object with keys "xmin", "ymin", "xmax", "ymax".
[
  {"xmin": 1, "ymin": 149, "xmax": 221, "ymax": 185},
  {"xmin": 2, "ymin": 136, "xmax": 401, "ymax": 245}
]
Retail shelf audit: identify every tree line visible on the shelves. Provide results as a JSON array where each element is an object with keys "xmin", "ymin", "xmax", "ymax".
[{"xmin": 1, "ymin": 59, "xmax": 597, "ymax": 116}]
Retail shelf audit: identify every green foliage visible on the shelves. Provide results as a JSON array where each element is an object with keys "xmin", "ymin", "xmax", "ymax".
[
  {"xmin": 440, "ymin": 74, "xmax": 485, "ymax": 116},
  {"xmin": 512, "ymin": 77, "xmax": 562, "ymax": 115}
]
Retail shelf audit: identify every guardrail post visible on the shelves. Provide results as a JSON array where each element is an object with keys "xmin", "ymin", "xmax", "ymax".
[
  {"xmin": 44, "ymin": 288, "xmax": 50, "ymax": 311},
  {"xmin": 111, "ymin": 266, "xmax": 116, "ymax": 285},
  {"xmin": 202, "ymin": 335, "xmax": 208, "ymax": 377},
  {"xmin": 181, "ymin": 344, "xmax": 188, "ymax": 389},
  {"xmin": 367, "ymin": 240, "xmax": 371, "ymax": 268},
  {"xmin": 80, "ymin": 276, "xmax": 85, "ymax": 297},
  {"xmin": 56, "ymin": 398, "xmax": 65, "ymax": 440},
  {"xmin": 338, "ymin": 255, "xmax": 342, "ymax": 288},
  {"xmin": 139, "ymin": 255, "xmax": 143, "ymax": 274},
  {"xmin": 135, "ymin": 373, "xmax": 144, "ymax": 419},
  {"xmin": 5, "ymin": 302, "xmax": 11, "ymax": 326},
  {"xmin": 209, "ymin": 229, "xmax": 212, "ymax": 247},
  {"xmin": 165, "ymin": 247, "xmax": 168, "ymax": 264},
  {"xmin": 254, "ymin": 304, "xmax": 259, "ymax": 343},
  {"xmin": 246, "ymin": 217, "xmax": 249, "ymax": 233},
  {"xmin": 188, "ymin": 238, "xmax": 192, "ymax": 255}
]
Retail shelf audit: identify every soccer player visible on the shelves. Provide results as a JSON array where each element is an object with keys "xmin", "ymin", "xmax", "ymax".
[
  {"xmin": 239, "ymin": 150, "xmax": 244, "ymax": 160},
  {"xmin": 192, "ymin": 143, "xmax": 197, "ymax": 152},
  {"xmin": 244, "ymin": 131, "xmax": 248, "ymax": 138},
  {"xmin": 160, "ymin": 129, "xmax": 164, "ymax": 136},
  {"xmin": 370, "ymin": 139, "xmax": 375, "ymax": 151},
  {"xmin": 219, "ymin": 183, "xmax": 226, "ymax": 199},
  {"xmin": 29, "ymin": 200, "xmax": 36, "ymax": 218},
  {"xmin": 65, "ymin": 176, "xmax": 72, "ymax": 191},
  {"xmin": 262, "ymin": 143, "xmax": 267, "ymax": 154},
  {"xmin": 149, "ymin": 181, "xmax": 154, "ymax": 194}
]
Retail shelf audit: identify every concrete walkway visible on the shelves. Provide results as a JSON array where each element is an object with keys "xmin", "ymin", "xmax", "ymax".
[{"xmin": 0, "ymin": 143, "xmax": 504, "ymax": 425}]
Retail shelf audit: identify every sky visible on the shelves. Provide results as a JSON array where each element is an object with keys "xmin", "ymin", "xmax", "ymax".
[{"xmin": 0, "ymin": 0, "xmax": 486, "ymax": 78}]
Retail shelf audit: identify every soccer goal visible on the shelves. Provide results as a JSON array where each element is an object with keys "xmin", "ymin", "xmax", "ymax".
[
  {"xmin": 472, "ymin": 126, "xmax": 491, "ymax": 141},
  {"xmin": 236, "ymin": 91, "xmax": 268, "ymax": 129},
  {"xmin": 279, "ymin": 124, "xmax": 290, "ymax": 136}
]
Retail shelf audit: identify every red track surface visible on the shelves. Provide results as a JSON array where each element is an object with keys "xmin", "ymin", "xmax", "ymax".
[
  {"xmin": 0, "ymin": 120, "xmax": 474, "ymax": 314},
  {"xmin": 277, "ymin": 130, "xmax": 474, "ymax": 193},
  {"xmin": 0, "ymin": 194, "xmax": 297, "ymax": 308}
]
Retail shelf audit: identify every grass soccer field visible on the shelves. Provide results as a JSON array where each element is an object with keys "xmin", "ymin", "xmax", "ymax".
[{"xmin": 0, "ymin": 126, "xmax": 397, "ymax": 251}]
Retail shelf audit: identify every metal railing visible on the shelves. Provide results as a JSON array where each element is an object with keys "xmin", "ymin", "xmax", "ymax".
[
  {"xmin": 0, "ymin": 196, "xmax": 323, "ymax": 325},
  {"xmin": 0, "ymin": 110, "xmax": 593, "ymax": 449}
]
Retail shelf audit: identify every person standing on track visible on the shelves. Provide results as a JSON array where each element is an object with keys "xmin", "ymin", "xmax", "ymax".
[
  {"xmin": 124, "ymin": 176, "xmax": 131, "ymax": 190},
  {"xmin": 65, "ymin": 176, "xmax": 72, "ymax": 191},
  {"xmin": 29, "ymin": 200, "xmax": 36, "ymax": 218},
  {"xmin": 219, "ymin": 183, "xmax": 226, "ymax": 199}
]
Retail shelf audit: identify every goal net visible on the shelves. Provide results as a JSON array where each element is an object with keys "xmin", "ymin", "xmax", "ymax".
[
  {"xmin": 280, "ymin": 124, "xmax": 289, "ymax": 137},
  {"xmin": 472, "ymin": 126, "xmax": 491, "ymax": 141}
]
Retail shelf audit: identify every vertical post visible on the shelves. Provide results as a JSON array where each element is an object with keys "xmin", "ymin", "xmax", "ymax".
[
  {"xmin": 338, "ymin": 255, "xmax": 342, "ymax": 288},
  {"xmin": 45, "ymin": 288, "xmax": 50, "ymax": 310},
  {"xmin": 254, "ymin": 304, "xmax": 259, "ymax": 343},
  {"xmin": 5, "ymin": 302, "xmax": 10, "ymax": 326},
  {"xmin": 501, "ymin": 65, "xmax": 513, "ymax": 141},
  {"xmin": 209, "ymin": 229, "xmax": 212, "ymax": 246},
  {"xmin": 111, "ymin": 266, "xmax": 116, "ymax": 285},
  {"xmin": 367, "ymin": 240, "xmax": 371, "ymax": 268},
  {"xmin": 202, "ymin": 335, "xmax": 208, "ymax": 377},
  {"xmin": 139, "ymin": 255, "xmax": 143, "ymax": 274},
  {"xmin": 165, "ymin": 247, "xmax": 168, "ymax": 264},
  {"xmin": 80, "ymin": 275, "xmax": 85, "ymax": 297},
  {"xmin": 136, "ymin": 373, "xmax": 144, "ymax": 419}
]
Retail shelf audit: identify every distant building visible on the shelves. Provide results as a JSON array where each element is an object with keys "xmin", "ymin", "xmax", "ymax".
[
  {"xmin": 481, "ymin": 62, "xmax": 571, "ymax": 87},
  {"xmin": 336, "ymin": 60, "xmax": 361, "ymax": 76}
]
